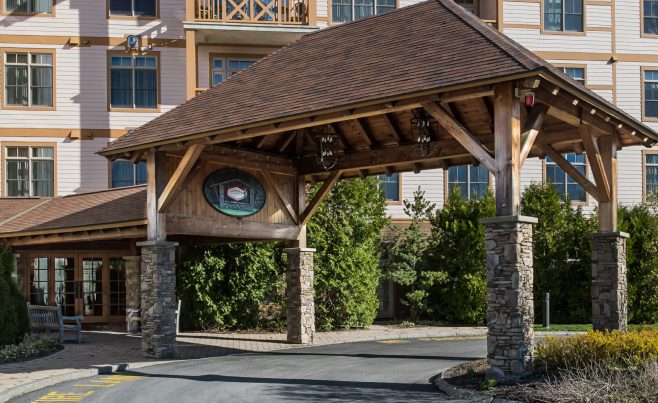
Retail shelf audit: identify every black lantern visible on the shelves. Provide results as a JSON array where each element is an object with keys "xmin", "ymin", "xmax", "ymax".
[
  {"xmin": 312, "ymin": 126, "xmax": 340, "ymax": 171},
  {"xmin": 410, "ymin": 109, "xmax": 436, "ymax": 157}
]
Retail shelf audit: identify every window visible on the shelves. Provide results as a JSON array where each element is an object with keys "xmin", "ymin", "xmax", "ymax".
[
  {"xmin": 378, "ymin": 173, "xmax": 400, "ymax": 202},
  {"xmin": 559, "ymin": 66, "xmax": 585, "ymax": 85},
  {"xmin": 5, "ymin": 145, "xmax": 55, "ymax": 197},
  {"xmin": 332, "ymin": 0, "xmax": 396, "ymax": 23},
  {"xmin": 109, "ymin": 258, "xmax": 126, "ymax": 317},
  {"xmin": 4, "ymin": 0, "xmax": 52, "ymax": 14},
  {"xmin": 211, "ymin": 57, "xmax": 257, "ymax": 86},
  {"xmin": 644, "ymin": 0, "xmax": 658, "ymax": 35},
  {"xmin": 455, "ymin": 0, "xmax": 475, "ymax": 13},
  {"xmin": 646, "ymin": 153, "xmax": 658, "ymax": 200},
  {"xmin": 447, "ymin": 164, "xmax": 489, "ymax": 200},
  {"xmin": 4, "ymin": 51, "xmax": 54, "ymax": 108},
  {"xmin": 544, "ymin": 0, "xmax": 583, "ymax": 32},
  {"xmin": 30, "ymin": 258, "xmax": 49, "ymax": 306},
  {"xmin": 110, "ymin": 160, "xmax": 146, "ymax": 188},
  {"xmin": 644, "ymin": 70, "xmax": 658, "ymax": 120},
  {"xmin": 110, "ymin": 55, "xmax": 158, "ymax": 109},
  {"xmin": 109, "ymin": 0, "xmax": 156, "ymax": 18},
  {"xmin": 546, "ymin": 153, "xmax": 586, "ymax": 202}
]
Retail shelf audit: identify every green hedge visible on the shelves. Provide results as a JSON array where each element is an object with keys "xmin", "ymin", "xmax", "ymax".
[{"xmin": 0, "ymin": 245, "xmax": 29, "ymax": 346}]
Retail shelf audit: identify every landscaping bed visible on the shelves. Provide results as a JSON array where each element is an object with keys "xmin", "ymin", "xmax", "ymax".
[
  {"xmin": 0, "ymin": 335, "xmax": 63, "ymax": 365},
  {"xmin": 440, "ymin": 329, "xmax": 658, "ymax": 403}
]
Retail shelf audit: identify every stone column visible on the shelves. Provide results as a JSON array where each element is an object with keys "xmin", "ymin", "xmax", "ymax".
[
  {"xmin": 284, "ymin": 247, "xmax": 316, "ymax": 344},
  {"xmin": 137, "ymin": 241, "xmax": 178, "ymax": 358},
  {"xmin": 480, "ymin": 216, "xmax": 537, "ymax": 383},
  {"xmin": 591, "ymin": 232, "xmax": 628, "ymax": 331},
  {"xmin": 123, "ymin": 256, "xmax": 141, "ymax": 334}
]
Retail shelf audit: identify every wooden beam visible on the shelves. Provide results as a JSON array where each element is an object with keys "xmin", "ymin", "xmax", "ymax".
[
  {"xmin": 158, "ymin": 144, "xmax": 205, "ymax": 213},
  {"xmin": 422, "ymin": 101, "xmax": 496, "ymax": 174},
  {"xmin": 438, "ymin": 86, "xmax": 494, "ymax": 104},
  {"xmin": 535, "ymin": 86, "xmax": 615, "ymax": 135},
  {"xmin": 147, "ymin": 150, "xmax": 168, "ymax": 241},
  {"xmin": 580, "ymin": 125, "xmax": 611, "ymax": 202},
  {"xmin": 277, "ymin": 131, "xmax": 297, "ymax": 154},
  {"xmin": 493, "ymin": 82, "xmax": 522, "ymax": 216},
  {"xmin": 299, "ymin": 170, "xmax": 343, "ymax": 226},
  {"xmin": 353, "ymin": 118, "xmax": 375, "ymax": 148},
  {"xmin": 381, "ymin": 114, "xmax": 401, "ymax": 145},
  {"xmin": 540, "ymin": 144, "xmax": 601, "ymax": 202},
  {"xmin": 598, "ymin": 136, "xmax": 618, "ymax": 232},
  {"xmin": 519, "ymin": 104, "xmax": 549, "ymax": 166},
  {"xmin": 295, "ymin": 175, "xmax": 307, "ymax": 247},
  {"xmin": 261, "ymin": 170, "xmax": 298, "ymax": 225},
  {"xmin": 196, "ymin": 145, "xmax": 297, "ymax": 176},
  {"xmin": 166, "ymin": 215, "xmax": 300, "ymax": 241},
  {"xmin": 255, "ymin": 135, "xmax": 269, "ymax": 149}
]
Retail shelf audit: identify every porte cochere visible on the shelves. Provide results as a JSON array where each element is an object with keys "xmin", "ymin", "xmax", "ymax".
[{"xmin": 2, "ymin": 0, "xmax": 658, "ymax": 382}]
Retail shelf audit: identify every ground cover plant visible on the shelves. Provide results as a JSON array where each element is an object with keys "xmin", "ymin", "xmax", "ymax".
[{"xmin": 0, "ymin": 335, "xmax": 62, "ymax": 364}]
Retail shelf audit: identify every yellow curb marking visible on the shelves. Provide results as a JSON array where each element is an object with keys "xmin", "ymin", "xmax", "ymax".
[
  {"xmin": 32, "ymin": 391, "xmax": 94, "ymax": 402},
  {"xmin": 376, "ymin": 339, "xmax": 409, "ymax": 344}
]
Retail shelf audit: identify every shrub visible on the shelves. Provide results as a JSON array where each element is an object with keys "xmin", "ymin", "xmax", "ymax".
[
  {"xmin": 619, "ymin": 204, "xmax": 658, "ymax": 324},
  {"xmin": 177, "ymin": 242, "xmax": 286, "ymax": 331},
  {"xmin": 0, "ymin": 334, "xmax": 61, "ymax": 363},
  {"xmin": 308, "ymin": 177, "xmax": 388, "ymax": 330},
  {"xmin": 424, "ymin": 187, "xmax": 495, "ymax": 325},
  {"xmin": 535, "ymin": 329, "xmax": 658, "ymax": 372},
  {"xmin": 0, "ymin": 244, "xmax": 29, "ymax": 346}
]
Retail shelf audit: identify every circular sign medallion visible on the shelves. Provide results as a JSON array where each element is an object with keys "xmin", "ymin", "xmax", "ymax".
[{"xmin": 203, "ymin": 169, "xmax": 266, "ymax": 218}]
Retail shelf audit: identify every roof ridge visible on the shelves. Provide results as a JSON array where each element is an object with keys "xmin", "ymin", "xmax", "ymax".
[
  {"xmin": 435, "ymin": 0, "xmax": 543, "ymax": 71},
  {"xmin": 0, "ymin": 199, "xmax": 51, "ymax": 227},
  {"xmin": 61, "ymin": 184, "xmax": 147, "ymax": 198}
]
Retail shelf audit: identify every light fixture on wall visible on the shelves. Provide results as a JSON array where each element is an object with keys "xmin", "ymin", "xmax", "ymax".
[
  {"xmin": 313, "ymin": 126, "xmax": 340, "ymax": 171},
  {"xmin": 410, "ymin": 109, "xmax": 436, "ymax": 157}
]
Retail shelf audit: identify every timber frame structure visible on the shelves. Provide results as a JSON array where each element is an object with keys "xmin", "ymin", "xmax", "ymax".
[{"xmin": 2, "ymin": 0, "xmax": 658, "ymax": 382}]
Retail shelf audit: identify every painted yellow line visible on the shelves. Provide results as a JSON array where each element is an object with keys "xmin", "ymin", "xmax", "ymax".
[
  {"xmin": 376, "ymin": 339, "xmax": 410, "ymax": 344},
  {"xmin": 35, "ymin": 375, "xmax": 144, "ymax": 402},
  {"xmin": 32, "ymin": 391, "xmax": 94, "ymax": 402}
]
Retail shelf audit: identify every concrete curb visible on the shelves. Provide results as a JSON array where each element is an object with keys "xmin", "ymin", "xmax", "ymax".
[
  {"xmin": 1, "ymin": 328, "xmax": 488, "ymax": 402},
  {"xmin": 433, "ymin": 371, "xmax": 521, "ymax": 403}
]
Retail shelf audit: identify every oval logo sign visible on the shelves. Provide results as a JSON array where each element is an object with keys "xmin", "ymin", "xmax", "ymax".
[{"xmin": 203, "ymin": 169, "xmax": 266, "ymax": 218}]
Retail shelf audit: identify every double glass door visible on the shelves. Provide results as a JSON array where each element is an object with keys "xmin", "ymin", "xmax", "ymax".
[{"xmin": 28, "ymin": 253, "xmax": 127, "ymax": 323}]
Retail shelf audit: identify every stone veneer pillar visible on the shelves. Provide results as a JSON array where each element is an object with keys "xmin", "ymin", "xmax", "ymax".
[
  {"xmin": 480, "ymin": 216, "xmax": 537, "ymax": 383},
  {"xmin": 137, "ymin": 241, "xmax": 178, "ymax": 358},
  {"xmin": 591, "ymin": 232, "xmax": 628, "ymax": 331},
  {"xmin": 123, "ymin": 256, "xmax": 141, "ymax": 334},
  {"xmin": 284, "ymin": 247, "xmax": 316, "ymax": 344}
]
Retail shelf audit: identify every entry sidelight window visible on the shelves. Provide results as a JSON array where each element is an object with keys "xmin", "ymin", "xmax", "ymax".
[
  {"xmin": 5, "ymin": 145, "xmax": 55, "ymax": 197},
  {"xmin": 110, "ymin": 55, "xmax": 158, "ymax": 109},
  {"xmin": 4, "ymin": 0, "xmax": 52, "ymax": 14},
  {"xmin": 448, "ymin": 164, "xmax": 489, "ymax": 200},
  {"xmin": 109, "ymin": 0, "xmax": 156, "ymax": 17},
  {"xmin": 332, "ymin": 0, "xmax": 396, "ymax": 23},
  {"xmin": 30, "ymin": 258, "xmax": 49, "ymax": 306},
  {"xmin": 4, "ymin": 51, "xmax": 54, "ymax": 107},
  {"xmin": 546, "ymin": 153, "xmax": 587, "ymax": 202},
  {"xmin": 544, "ymin": 0, "xmax": 583, "ymax": 32}
]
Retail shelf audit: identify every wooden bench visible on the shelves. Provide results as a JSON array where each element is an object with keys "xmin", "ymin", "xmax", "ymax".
[{"xmin": 27, "ymin": 303, "xmax": 83, "ymax": 344}]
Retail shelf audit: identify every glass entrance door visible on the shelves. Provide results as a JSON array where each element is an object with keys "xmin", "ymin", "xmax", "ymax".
[
  {"xmin": 54, "ymin": 257, "xmax": 76, "ymax": 317},
  {"xmin": 80, "ymin": 257, "xmax": 107, "ymax": 322}
]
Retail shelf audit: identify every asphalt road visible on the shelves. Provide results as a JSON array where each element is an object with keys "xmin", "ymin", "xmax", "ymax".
[{"xmin": 14, "ymin": 336, "xmax": 487, "ymax": 403}]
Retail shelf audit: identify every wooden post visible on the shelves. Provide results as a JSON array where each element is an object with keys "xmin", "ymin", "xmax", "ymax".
[
  {"xmin": 185, "ymin": 30, "xmax": 197, "ymax": 100},
  {"xmin": 294, "ymin": 175, "xmax": 307, "ymax": 248},
  {"xmin": 146, "ymin": 151, "xmax": 168, "ymax": 241},
  {"xmin": 598, "ymin": 136, "xmax": 618, "ymax": 232},
  {"xmin": 493, "ymin": 82, "xmax": 522, "ymax": 216}
]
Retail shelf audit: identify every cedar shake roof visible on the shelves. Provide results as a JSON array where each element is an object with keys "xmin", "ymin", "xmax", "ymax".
[
  {"xmin": 0, "ymin": 186, "xmax": 146, "ymax": 236},
  {"xmin": 100, "ymin": 0, "xmax": 658, "ymax": 156}
]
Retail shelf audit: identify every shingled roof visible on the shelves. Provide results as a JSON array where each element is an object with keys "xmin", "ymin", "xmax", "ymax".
[
  {"xmin": 100, "ymin": 0, "xmax": 657, "ymax": 156},
  {"xmin": 0, "ymin": 186, "xmax": 146, "ymax": 236}
]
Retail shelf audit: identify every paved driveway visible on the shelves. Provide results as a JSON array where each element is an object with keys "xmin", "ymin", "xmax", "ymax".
[{"xmin": 13, "ymin": 336, "xmax": 486, "ymax": 403}]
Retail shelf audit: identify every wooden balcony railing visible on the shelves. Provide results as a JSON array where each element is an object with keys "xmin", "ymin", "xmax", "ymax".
[{"xmin": 195, "ymin": 0, "xmax": 310, "ymax": 24}]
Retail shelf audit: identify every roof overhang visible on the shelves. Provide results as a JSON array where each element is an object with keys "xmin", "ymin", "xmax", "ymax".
[{"xmin": 185, "ymin": 21, "xmax": 319, "ymax": 46}]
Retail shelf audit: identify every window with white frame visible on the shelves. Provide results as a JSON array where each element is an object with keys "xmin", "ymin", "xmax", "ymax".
[
  {"xmin": 544, "ymin": 0, "xmax": 583, "ymax": 32},
  {"xmin": 646, "ymin": 153, "xmax": 658, "ymax": 200},
  {"xmin": 546, "ymin": 153, "xmax": 586, "ymax": 202},
  {"xmin": 378, "ymin": 173, "xmax": 400, "ymax": 202},
  {"xmin": 455, "ymin": 0, "xmax": 475, "ymax": 13},
  {"xmin": 109, "ymin": 0, "xmax": 156, "ymax": 17},
  {"xmin": 559, "ymin": 66, "xmax": 585, "ymax": 85},
  {"xmin": 447, "ymin": 164, "xmax": 489, "ymax": 200},
  {"xmin": 644, "ymin": 70, "xmax": 658, "ymax": 119},
  {"xmin": 332, "ymin": 0, "xmax": 396, "ymax": 23},
  {"xmin": 4, "ymin": 0, "xmax": 52, "ymax": 14},
  {"xmin": 4, "ymin": 52, "xmax": 53, "ymax": 107},
  {"xmin": 211, "ymin": 57, "xmax": 257, "ymax": 86},
  {"xmin": 110, "ymin": 160, "xmax": 146, "ymax": 188},
  {"xmin": 5, "ymin": 145, "xmax": 54, "ymax": 197},
  {"xmin": 645, "ymin": 0, "xmax": 658, "ymax": 35},
  {"xmin": 110, "ymin": 55, "xmax": 158, "ymax": 109}
]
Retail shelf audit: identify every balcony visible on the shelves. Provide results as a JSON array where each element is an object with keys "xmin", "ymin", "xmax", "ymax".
[{"xmin": 194, "ymin": 0, "xmax": 311, "ymax": 25}]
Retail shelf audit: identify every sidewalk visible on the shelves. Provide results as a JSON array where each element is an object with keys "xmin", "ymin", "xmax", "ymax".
[{"xmin": 0, "ymin": 325, "xmax": 487, "ymax": 402}]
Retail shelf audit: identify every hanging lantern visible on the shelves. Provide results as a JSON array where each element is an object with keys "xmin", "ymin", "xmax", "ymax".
[
  {"xmin": 312, "ymin": 126, "xmax": 340, "ymax": 171},
  {"xmin": 410, "ymin": 109, "xmax": 437, "ymax": 157}
]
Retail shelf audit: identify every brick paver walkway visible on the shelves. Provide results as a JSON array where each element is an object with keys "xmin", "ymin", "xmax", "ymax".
[{"xmin": 0, "ymin": 325, "xmax": 486, "ymax": 401}]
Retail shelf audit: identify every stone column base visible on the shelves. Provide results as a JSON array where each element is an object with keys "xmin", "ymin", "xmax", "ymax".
[
  {"xmin": 480, "ymin": 216, "xmax": 537, "ymax": 383},
  {"xmin": 138, "ymin": 241, "xmax": 178, "ymax": 358},
  {"xmin": 284, "ymin": 247, "xmax": 316, "ymax": 344},
  {"xmin": 591, "ymin": 232, "xmax": 628, "ymax": 331}
]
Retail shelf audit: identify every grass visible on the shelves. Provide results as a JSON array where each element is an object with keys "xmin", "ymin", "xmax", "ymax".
[{"xmin": 534, "ymin": 323, "xmax": 658, "ymax": 332}]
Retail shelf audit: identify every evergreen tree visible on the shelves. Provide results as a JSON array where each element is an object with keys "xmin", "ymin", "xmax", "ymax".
[{"xmin": 0, "ymin": 245, "xmax": 29, "ymax": 346}]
